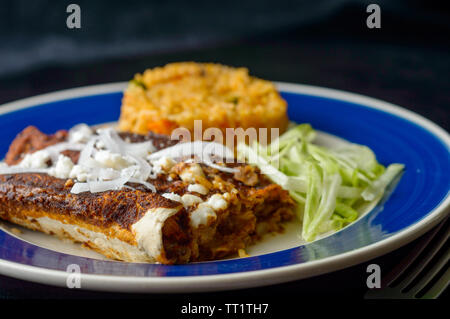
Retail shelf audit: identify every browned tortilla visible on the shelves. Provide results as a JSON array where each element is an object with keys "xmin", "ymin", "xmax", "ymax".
[{"xmin": 0, "ymin": 126, "xmax": 295, "ymax": 264}]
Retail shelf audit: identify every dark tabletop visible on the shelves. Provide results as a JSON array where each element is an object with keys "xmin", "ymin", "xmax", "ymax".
[{"xmin": 0, "ymin": 0, "xmax": 448, "ymax": 303}]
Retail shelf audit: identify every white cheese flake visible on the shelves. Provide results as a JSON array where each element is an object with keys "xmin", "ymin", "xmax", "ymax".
[
  {"xmin": 19, "ymin": 150, "xmax": 51, "ymax": 169},
  {"xmin": 69, "ymin": 164, "xmax": 90, "ymax": 182},
  {"xmin": 190, "ymin": 203, "xmax": 217, "ymax": 228},
  {"xmin": 162, "ymin": 192, "xmax": 182, "ymax": 203},
  {"xmin": 151, "ymin": 156, "xmax": 176, "ymax": 174},
  {"xmin": 68, "ymin": 124, "xmax": 93, "ymax": 144},
  {"xmin": 206, "ymin": 194, "xmax": 228, "ymax": 210},
  {"xmin": 179, "ymin": 163, "xmax": 204, "ymax": 183},
  {"xmin": 94, "ymin": 150, "xmax": 132, "ymax": 170},
  {"xmin": 181, "ymin": 194, "xmax": 203, "ymax": 207},
  {"xmin": 48, "ymin": 155, "xmax": 74, "ymax": 179},
  {"xmin": 222, "ymin": 192, "xmax": 232, "ymax": 201},
  {"xmin": 187, "ymin": 183, "xmax": 209, "ymax": 195}
]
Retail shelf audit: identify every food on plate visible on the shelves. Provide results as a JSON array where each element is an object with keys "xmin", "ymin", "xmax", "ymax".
[
  {"xmin": 0, "ymin": 124, "xmax": 294, "ymax": 264},
  {"xmin": 118, "ymin": 62, "xmax": 289, "ymax": 137},
  {"xmin": 238, "ymin": 123, "xmax": 404, "ymax": 241},
  {"xmin": 0, "ymin": 62, "xmax": 405, "ymax": 264}
]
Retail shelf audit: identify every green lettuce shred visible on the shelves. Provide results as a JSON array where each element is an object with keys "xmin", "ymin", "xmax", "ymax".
[{"xmin": 237, "ymin": 124, "xmax": 404, "ymax": 242}]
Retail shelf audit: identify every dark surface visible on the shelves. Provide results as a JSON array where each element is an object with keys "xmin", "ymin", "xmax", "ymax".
[{"xmin": 0, "ymin": 0, "xmax": 448, "ymax": 302}]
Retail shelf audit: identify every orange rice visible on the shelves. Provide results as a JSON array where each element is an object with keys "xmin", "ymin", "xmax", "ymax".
[{"xmin": 118, "ymin": 62, "xmax": 289, "ymax": 138}]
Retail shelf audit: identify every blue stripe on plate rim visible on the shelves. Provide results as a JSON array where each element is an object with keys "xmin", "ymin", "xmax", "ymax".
[{"xmin": 0, "ymin": 82, "xmax": 448, "ymax": 293}]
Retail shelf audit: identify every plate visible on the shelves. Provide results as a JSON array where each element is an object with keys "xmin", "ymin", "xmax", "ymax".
[{"xmin": 0, "ymin": 82, "xmax": 448, "ymax": 292}]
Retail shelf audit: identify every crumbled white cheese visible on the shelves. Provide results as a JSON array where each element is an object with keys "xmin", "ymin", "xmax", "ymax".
[
  {"xmin": 190, "ymin": 203, "xmax": 217, "ymax": 228},
  {"xmin": 48, "ymin": 155, "xmax": 74, "ymax": 179},
  {"xmin": 222, "ymin": 192, "xmax": 232, "ymax": 201},
  {"xmin": 151, "ymin": 156, "xmax": 176, "ymax": 174},
  {"xmin": 187, "ymin": 193, "xmax": 229, "ymax": 227},
  {"xmin": 94, "ymin": 150, "xmax": 131, "ymax": 170},
  {"xmin": 162, "ymin": 192, "xmax": 182, "ymax": 203},
  {"xmin": 206, "ymin": 194, "xmax": 228, "ymax": 210},
  {"xmin": 69, "ymin": 164, "xmax": 90, "ymax": 182},
  {"xmin": 68, "ymin": 124, "xmax": 93, "ymax": 143},
  {"xmin": 181, "ymin": 194, "xmax": 203, "ymax": 207},
  {"xmin": 163, "ymin": 192, "xmax": 204, "ymax": 208},
  {"xmin": 187, "ymin": 183, "xmax": 209, "ymax": 195},
  {"xmin": 179, "ymin": 163, "xmax": 204, "ymax": 183},
  {"xmin": 19, "ymin": 150, "xmax": 51, "ymax": 169}
]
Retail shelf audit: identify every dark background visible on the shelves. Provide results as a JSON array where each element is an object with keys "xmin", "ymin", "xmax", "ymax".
[
  {"xmin": 0, "ymin": 0, "xmax": 448, "ymax": 301},
  {"xmin": 0, "ymin": 0, "xmax": 449, "ymax": 130}
]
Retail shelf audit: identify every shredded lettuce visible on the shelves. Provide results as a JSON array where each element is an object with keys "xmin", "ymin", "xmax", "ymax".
[{"xmin": 237, "ymin": 124, "xmax": 404, "ymax": 242}]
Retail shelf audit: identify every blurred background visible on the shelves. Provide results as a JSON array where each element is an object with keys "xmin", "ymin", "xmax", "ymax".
[{"xmin": 0, "ymin": 0, "xmax": 448, "ymax": 130}]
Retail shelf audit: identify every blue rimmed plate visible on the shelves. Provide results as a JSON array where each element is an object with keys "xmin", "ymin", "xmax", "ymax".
[{"xmin": 0, "ymin": 82, "xmax": 448, "ymax": 292}]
